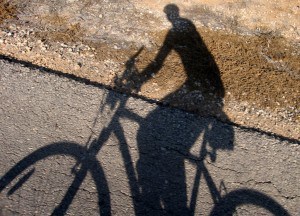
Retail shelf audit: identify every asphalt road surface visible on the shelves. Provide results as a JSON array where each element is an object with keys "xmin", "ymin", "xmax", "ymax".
[{"xmin": 0, "ymin": 58, "xmax": 299, "ymax": 215}]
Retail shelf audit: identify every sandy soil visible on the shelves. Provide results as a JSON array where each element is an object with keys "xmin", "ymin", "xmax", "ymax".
[{"xmin": 0, "ymin": 0, "xmax": 299, "ymax": 140}]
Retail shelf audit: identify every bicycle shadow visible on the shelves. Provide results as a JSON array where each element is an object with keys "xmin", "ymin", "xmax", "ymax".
[
  {"xmin": 125, "ymin": 4, "xmax": 233, "ymax": 215},
  {"xmin": 0, "ymin": 3, "xmax": 291, "ymax": 216}
]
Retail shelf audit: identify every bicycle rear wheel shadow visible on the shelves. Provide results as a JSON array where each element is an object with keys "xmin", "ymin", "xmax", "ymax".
[
  {"xmin": 210, "ymin": 188, "xmax": 290, "ymax": 216},
  {"xmin": 0, "ymin": 142, "xmax": 111, "ymax": 215}
]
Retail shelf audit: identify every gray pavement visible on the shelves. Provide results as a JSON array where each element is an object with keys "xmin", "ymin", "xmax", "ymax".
[{"xmin": 0, "ymin": 58, "xmax": 299, "ymax": 215}]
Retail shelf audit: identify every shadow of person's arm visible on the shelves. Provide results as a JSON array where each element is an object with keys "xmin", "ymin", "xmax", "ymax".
[{"xmin": 135, "ymin": 34, "xmax": 173, "ymax": 90}]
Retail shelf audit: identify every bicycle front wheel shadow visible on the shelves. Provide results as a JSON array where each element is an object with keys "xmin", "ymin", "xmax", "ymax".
[
  {"xmin": 209, "ymin": 188, "xmax": 290, "ymax": 216},
  {"xmin": 0, "ymin": 142, "xmax": 111, "ymax": 216}
]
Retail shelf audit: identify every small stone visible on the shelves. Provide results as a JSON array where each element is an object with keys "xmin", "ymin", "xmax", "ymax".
[{"xmin": 61, "ymin": 43, "xmax": 68, "ymax": 48}]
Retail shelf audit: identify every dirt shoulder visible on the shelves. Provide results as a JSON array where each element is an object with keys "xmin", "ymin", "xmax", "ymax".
[{"xmin": 0, "ymin": 0, "xmax": 299, "ymax": 140}]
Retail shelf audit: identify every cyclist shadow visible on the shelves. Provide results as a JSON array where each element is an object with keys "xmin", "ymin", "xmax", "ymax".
[
  {"xmin": 118, "ymin": 4, "xmax": 234, "ymax": 215},
  {"xmin": 118, "ymin": 4, "xmax": 290, "ymax": 216}
]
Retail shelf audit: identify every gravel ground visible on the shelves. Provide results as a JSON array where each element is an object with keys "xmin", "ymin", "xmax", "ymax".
[{"xmin": 0, "ymin": 0, "xmax": 299, "ymax": 140}]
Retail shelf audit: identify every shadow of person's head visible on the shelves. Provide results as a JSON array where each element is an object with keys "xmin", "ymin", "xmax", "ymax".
[{"xmin": 163, "ymin": 4, "xmax": 180, "ymax": 22}]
